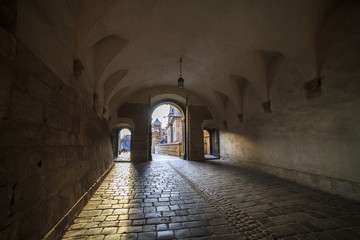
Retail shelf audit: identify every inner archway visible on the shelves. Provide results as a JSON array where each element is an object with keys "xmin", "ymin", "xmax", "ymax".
[
  {"xmin": 116, "ymin": 128, "xmax": 132, "ymax": 161},
  {"xmin": 150, "ymin": 101, "xmax": 186, "ymax": 160}
]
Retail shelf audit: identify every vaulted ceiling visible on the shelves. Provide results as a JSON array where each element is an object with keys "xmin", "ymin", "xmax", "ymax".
[{"xmin": 17, "ymin": 0, "xmax": 346, "ymax": 121}]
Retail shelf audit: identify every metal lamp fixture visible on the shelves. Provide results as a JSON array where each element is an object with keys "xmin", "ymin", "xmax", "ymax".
[{"xmin": 178, "ymin": 57, "xmax": 184, "ymax": 88}]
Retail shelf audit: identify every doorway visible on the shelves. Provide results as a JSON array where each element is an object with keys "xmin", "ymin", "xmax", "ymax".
[
  {"xmin": 203, "ymin": 129, "xmax": 210, "ymax": 155},
  {"xmin": 116, "ymin": 128, "xmax": 131, "ymax": 161},
  {"xmin": 203, "ymin": 128, "xmax": 220, "ymax": 159}
]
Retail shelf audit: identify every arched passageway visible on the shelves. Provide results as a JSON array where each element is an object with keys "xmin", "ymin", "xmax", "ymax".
[
  {"xmin": 115, "ymin": 128, "xmax": 132, "ymax": 161},
  {"xmin": 150, "ymin": 100, "xmax": 186, "ymax": 160}
]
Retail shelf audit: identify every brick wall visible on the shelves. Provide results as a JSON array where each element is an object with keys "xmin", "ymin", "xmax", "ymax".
[{"xmin": 0, "ymin": 27, "xmax": 113, "ymax": 239}]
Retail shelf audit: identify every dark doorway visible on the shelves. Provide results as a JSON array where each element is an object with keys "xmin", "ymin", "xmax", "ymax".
[{"xmin": 204, "ymin": 128, "xmax": 220, "ymax": 159}]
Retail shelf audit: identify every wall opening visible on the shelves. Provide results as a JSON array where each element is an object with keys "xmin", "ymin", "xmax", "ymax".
[
  {"xmin": 204, "ymin": 128, "xmax": 220, "ymax": 159},
  {"xmin": 203, "ymin": 129, "xmax": 210, "ymax": 155},
  {"xmin": 150, "ymin": 101, "xmax": 186, "ymax": 160},
  {"xmin": 115, "ymin": 128, "xmax": 132, "ymax": 162}
]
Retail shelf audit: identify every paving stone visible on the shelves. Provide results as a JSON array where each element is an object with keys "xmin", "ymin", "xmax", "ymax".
[
  {"xmin": 269, "ymin": 225, "xmax": 298, "ymax": 237},
  {"xmin": 79, "ymin": 210, "xmax": 102, "ymax": 217},
  {"xmin": 171, "ymin": 216, "xmax": 189, "ymax": 223},
  {"xmin": 157, "ymin": 206, "xmax": 170, "ymax": 212},
  {"xmin": 99, "ymin": 221, "xmax": 117, "ymax": 227},
  {"xmin": 138, "ymin": 232, "xmax": 156, "ymax": 240},
  {"xmin": 62, "ymin": 160, "xmax": 360, "ymax": 240},
  {"xmin": 157, "ymin": 230, "xmax": 174, "ymax": 239},
  {"xmin": 157, "ymin": 224, "xmax": 168, "ymax": 231},
  {"xmin": 142, "ymin": 225, "xmax": 156, "ymax": 232},
  {"xmin": 104, "ymin": 234, "xmax": 122, "ymax": 240},
  {"xmin": 101, "ymin": 227, "xmax": 118, "ymax": 235},
  {"xmin": 120, "ymin": 233, "xmax": 137, "ymax": 240},
  {"xmin": 145, "ymin": 212, "xmax": 161, "ymax": 218},
  {"xmin": 175, "ymin": 229, "xmax": 192, "ymax": 238},
  {"xmin": 147, "ymin": 217, "xmax": 171, "ymax": 224},
  {"xmin": 87, "ymin": 235, "xmax": 105, "ymax": 240},
  {"xmin": 288, "ymin": 212, "xmax": 315, "ymax": 223},
  {"xmin": 169, "ymin": 223, "xmax": 182, "ymax": 229},
  {"xmin": 85, "ymin": 228, "xmax": 103, "ymax": 235},
  {"xmin": 309, "ymin": 218, "xmax": 341, "ymax": 230},
  {"xmin": 163, "ymin": 211, "xmax": 176, "ymax": 217},
  {"xmin": 126, "ymin": 226, "xmax": 142, "ymax": 233},
  {"xmin": 118, "ymin": 220, "xmax": 132, "ymax": 227},
  {"xmin": 63, "ymin": 229, "xmax": 87, "ymax": 238}
]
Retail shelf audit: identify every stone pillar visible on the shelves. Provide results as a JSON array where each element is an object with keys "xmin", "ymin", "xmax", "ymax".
[
  {"xmin": 112, "ymin": 128, "xmax": 119, "ymax": 158},
  {"xmin": 181, "ymin": 119, "xmax": 186, "ymax": 159},
  {"xmin": 188, "ymin": 106, "xmax": 213, "ymax": 161},
  {"xmin": 118, "ymin": 103, "xmax": 149, "ymax": 162}
]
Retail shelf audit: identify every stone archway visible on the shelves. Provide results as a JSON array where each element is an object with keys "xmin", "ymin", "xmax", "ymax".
[
  {"xmin": 150, "ymin": 99, "xmax": 187, "ymax": 160},
  {"xmin": 116, "ymin": 128, "xmax": 132, "ymax": 161}
]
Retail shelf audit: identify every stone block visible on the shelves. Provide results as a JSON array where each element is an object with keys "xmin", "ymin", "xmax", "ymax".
[
  {"xmin": 10, "ymin": 90, "xmax": 44, "ymax": 125},
  {"xmin": 65, "ymin": 146, "xmax": 80, "ymax": 165},
  {"xmin": 26, "ymin": 147, "xmax": 51, "ymax": 177},
  {"xmin": 50, "ymin": 90, "xmax": 73, "ymax": 115},
  {"xmin": 15, "ymin": 42, "xmax": 55, "ymax": 89},
  {"xmin": 18, "ymin": 201, "xmax": 52, "ymax": 240},
  {"xmin": 14, "ymin": 69, "xmax": 29, "ymax": 91},
  {"xmin": 0, "ymin": 120, "xmax": 43, "ymax": 146},
  {"xmin": 330, "ymin": 178, "xmax": 356, "ymax": 198},
  {"xmin": 28, "ymin": 75, "xmax": 51, "ymax": 103},
  {"xmin": 45, "ymin": 105, "xmax": 72, "ymax": 131},
  {"xmin": 53, "ymin": 76, "xmax": 76, "ymax": 103},
  {"xmin": 17, "ymin": 174, "xmax": 42, "ymax": 212},
  {"xmin": 39, "ymin": 128, "xmax": 69, "ymax": 146},
  {"xmin": 52, "ymin": 147, "xmax": 67, "ymax": 169}
]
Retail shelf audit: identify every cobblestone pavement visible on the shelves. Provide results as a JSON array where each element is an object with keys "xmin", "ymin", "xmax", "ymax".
[
  {"xmin": 115, "ymin": 152, "xmax": 130, "ymax": 162},
  {"xmin": 62, "ymin": 156, "xmax": 360, "ymax": 240}
]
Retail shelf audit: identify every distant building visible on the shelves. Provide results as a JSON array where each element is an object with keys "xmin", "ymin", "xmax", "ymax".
[
  {"xmin": 120, "ymin": 134, "xmax": 131, "ymax": 151},
  {"xmin": 166, "ymin": 106, "xmax": 182, "ymax": 143},
  {"xmin": 151, "ymin": 118, "xmax": 167, "ymax": 153}
]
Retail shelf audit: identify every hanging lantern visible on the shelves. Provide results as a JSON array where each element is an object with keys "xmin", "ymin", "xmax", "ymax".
[{"xmin": 178, "ymin": 57, "xmax": 184, "ymax": 88}]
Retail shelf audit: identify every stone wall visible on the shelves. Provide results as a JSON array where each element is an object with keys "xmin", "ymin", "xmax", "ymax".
[
  {"xmin": 219, "ymin": 5, "xmax": 360, "ymax": 201},
  {"xmin": 0, "ymin": 27, "xmax": 113, "ymax": 240},
  {"xmin": 155, "ymin": 143, "xmax": 182, "ymax": 157}
]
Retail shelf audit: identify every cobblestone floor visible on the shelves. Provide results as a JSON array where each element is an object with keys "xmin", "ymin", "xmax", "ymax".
[
  {"xmin": 114, "ymin": 152, "xmax": 130, "ymax": 162},
  {"xmin": 62, "ymin": 155, "xmax": 360, "ymax": 240}
]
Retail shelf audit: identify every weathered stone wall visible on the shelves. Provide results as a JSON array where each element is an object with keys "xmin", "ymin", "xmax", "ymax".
[
  {"xmin": 155, "ymin": 143, "xmax": 182, "ymax": 157},
  {"xmin": 219, "ymin": 5, "xmax": 360, "ymax": 201},
  {"xmin": 0, "ymin": 27, "xmax": 113, "ymax": 240}
]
